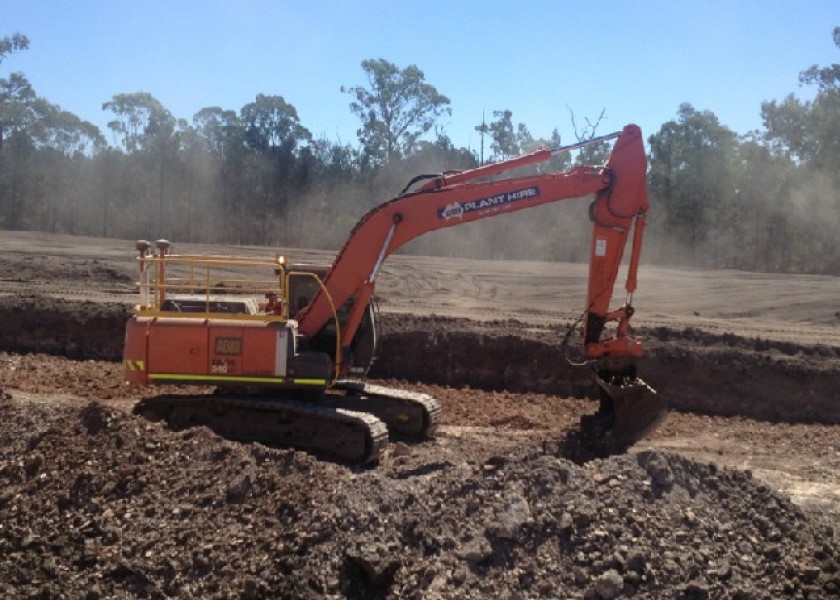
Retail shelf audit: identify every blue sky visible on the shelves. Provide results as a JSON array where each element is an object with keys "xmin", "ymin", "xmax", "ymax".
[{"xmin": 5, "ymin": 0, "xmax": 839, "ymax": 150}]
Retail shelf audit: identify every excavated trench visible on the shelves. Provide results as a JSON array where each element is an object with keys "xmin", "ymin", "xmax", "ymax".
[{"xmin": 1, "ymin": 295, "xmax": 837, "ymax": 425}]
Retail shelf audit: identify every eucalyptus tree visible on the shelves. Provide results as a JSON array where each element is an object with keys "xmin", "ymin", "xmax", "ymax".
[
  {"xmin": 488, "ymin": 109, "xmax": 518, "ymax": 160},
  {"xmin": 1, "ymin": 33, "xmax": 107, "ymax": 232},
  {"xmin": 758, "ymin": 25, "xmax": 840, "ymax": 272},
  {"xmin": 731, "ymin": 136, "xmax": 798, "ymax": 272},
  {"xmin": 192, "ymin": 107, "xmax": 247, "ymax": 241},
  {"xmin": 103, "ymin": 92, "xmax": 177, "ymax": 153},
  {"xmin": 343, "ymin": 59, "xmax": 451, "ymax": 166},
  {"xmin": 239, "ymin": 94, "xmax": 312, "ymax": 245},
  {"xmin": 648, "ymin": 104, "xmax": 738, "ymax": 266},
  {"xmin": 0, "ymin": 33, "xmax": 28, "ymax": 63},
  {"xmin": 762, "ymin": 26, "xmax": 840, "ymax": 172},
  {"xmin": 193, "ymin": 106, "xmax": 241, "ymax": 159},
  {"xmin": 0, "ymin": 33, "xmax": 32, "ymax": 228},
  {"xmin": 102, "ymin": 92, "xmax": 181, "ymax": 238},
  {"xmin": 0, "ymin": 33, "xmax": 32, "ymax": 154}
]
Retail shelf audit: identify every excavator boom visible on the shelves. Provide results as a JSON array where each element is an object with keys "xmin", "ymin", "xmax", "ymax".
[
  {"xmin": 294, "ymin": 123, "xmax": 664, "ymax": 450},
  {"xmin": 297, "ymin": 125, "xmax": 649, "ymax": 346}
]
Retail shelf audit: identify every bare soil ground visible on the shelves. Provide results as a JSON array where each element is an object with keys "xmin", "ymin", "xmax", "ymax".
[{"xmin": 0, "ymin": 231, "xmax": 838, "ymax": 599}]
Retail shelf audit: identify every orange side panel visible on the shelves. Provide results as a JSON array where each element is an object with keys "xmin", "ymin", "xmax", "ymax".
[
  {"xmin": 123, "ymin": 317, "xmax": 149, "ymax": 384},
  {"xmin": 147, "ymin": 321, "xmax": 208, "ymax": 375},
  {"xmin": 240, "ymin": 326, "xmax": 282, "ymax": 376},
  {"xmin": 128, "ymin": 319, "xmax": 284, "ymax": 383},
  {"xmin": 207, "ymin": 325, "xmax": 279, "ymax": 377}
]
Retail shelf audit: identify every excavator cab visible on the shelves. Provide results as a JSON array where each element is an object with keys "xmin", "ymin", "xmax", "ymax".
[{"xmin": 287, "ymin": 264, "xmax": 380, "ymax": 377}]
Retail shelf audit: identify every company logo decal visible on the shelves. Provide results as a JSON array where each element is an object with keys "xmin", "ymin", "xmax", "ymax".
[{"xmin": 437, "ymin": 186, "xmax": 539, "ymax": 220}]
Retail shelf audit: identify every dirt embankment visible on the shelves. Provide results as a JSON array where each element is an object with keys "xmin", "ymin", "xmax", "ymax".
[
  {"xmin": 375, "ymin": 314, "xmax": 840, "ymax": 424},
  {"xmin": 1, "ymin": 296, "xmax": 835, "ymax": 425},
  {"xmin": 0, "ymin": 296, "xmax": 128, "ymax": 361}
]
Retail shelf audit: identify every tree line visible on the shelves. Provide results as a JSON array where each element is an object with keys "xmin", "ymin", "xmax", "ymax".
[{"xmin": 1, "ymin": 30, "xmax": 839, "ymax": 274}]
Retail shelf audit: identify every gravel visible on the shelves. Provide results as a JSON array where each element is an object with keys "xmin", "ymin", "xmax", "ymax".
[{"xmin": 1, "ymin": 396, "xmax": 837, "ymax": 599}]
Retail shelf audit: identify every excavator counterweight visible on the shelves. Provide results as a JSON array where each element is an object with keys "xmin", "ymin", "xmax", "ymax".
[{"xmin": 123, "ymin": 124, "xmax": 666, "ymax": 462}]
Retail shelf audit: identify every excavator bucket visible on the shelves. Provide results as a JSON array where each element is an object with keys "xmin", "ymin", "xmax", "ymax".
[
  {"xmin": 556, "ymin": 370, "xmax": 668, "ymax": 464},
  {"xmin": 596, "ymin": 373, "xmax": 668, "ymax": 451}
]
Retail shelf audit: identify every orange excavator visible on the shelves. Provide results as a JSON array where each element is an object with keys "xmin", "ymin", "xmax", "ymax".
[{"xmin": 123, "ymin": 123, "xmax": 666, "ymax": 463}]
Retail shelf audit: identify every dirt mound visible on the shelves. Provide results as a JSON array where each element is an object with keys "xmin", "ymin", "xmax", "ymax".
[{"xmin": 1, "ymin": 397, "xmax": 836, "ymax": 599}]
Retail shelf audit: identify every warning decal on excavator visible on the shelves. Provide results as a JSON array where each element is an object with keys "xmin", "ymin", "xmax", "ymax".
[
  {"xmin": 438, "ymin": 186, "xmax": 540, "ymax": 220},
  {"xmin": 595, "ymin": 237, "xmax": 608, "ymax": 257}
]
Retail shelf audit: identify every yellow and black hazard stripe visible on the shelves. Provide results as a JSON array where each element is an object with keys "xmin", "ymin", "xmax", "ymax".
[{"xmin": 123, "ymin": 359, "xmax": 146, "ymax": 371}]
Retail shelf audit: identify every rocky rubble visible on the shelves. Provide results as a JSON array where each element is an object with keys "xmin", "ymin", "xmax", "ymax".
[{"xmin": 1, "ymin": 396, "xmax": 836, "ymax": 599}]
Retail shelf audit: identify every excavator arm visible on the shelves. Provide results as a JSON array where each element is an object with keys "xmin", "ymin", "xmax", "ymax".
[
  {"xmin": 298, "ymin": 124, "xmax": 647, "ymax": 364},
  {"xmin": 296, "ymin": 123, "xmax": 666, "ymax": 450}
]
